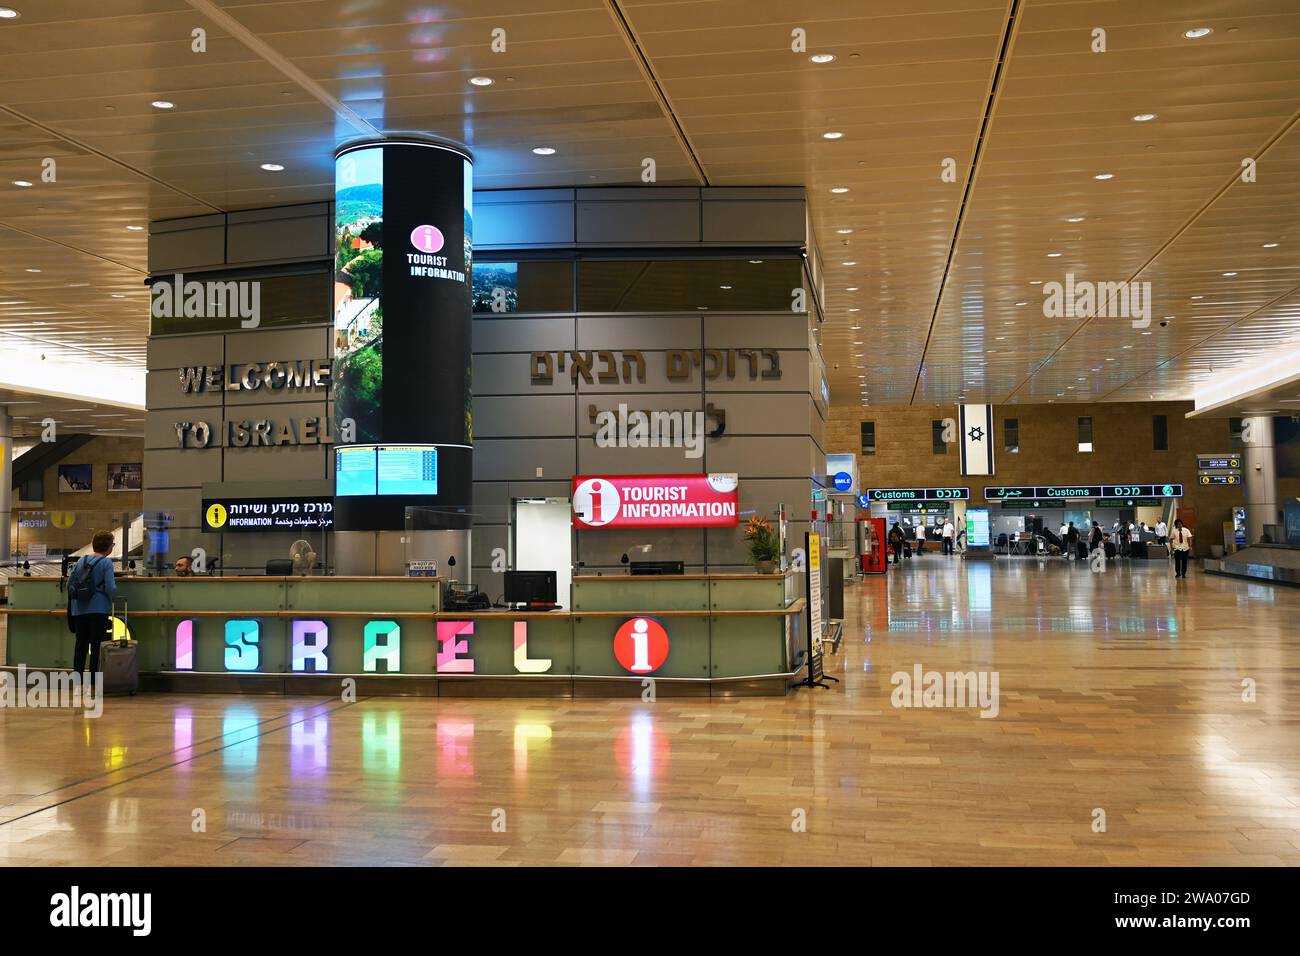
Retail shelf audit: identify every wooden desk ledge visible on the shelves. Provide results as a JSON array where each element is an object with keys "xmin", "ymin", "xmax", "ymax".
[
  {"xmin": 0, "ymin": 598, "xmax": 805, "ymax": 619},
  {"xmin": 572, "ymin": 572, "xmax": 792, "ymax": 581}
]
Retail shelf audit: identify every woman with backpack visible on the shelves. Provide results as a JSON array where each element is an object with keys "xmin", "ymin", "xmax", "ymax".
[{"xmin": 68, "ymin": 530, "xmax": 116, "ymax": 676}]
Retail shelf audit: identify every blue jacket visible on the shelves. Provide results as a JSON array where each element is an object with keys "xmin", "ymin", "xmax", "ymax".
[{"xmin": 69, "ymin": 555, "xmax": 116, "ymax": 616}]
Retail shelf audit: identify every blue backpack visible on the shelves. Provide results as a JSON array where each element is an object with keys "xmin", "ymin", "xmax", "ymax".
[{"xmin": 69, "ymin": 556, "xmax": 105, "ymax": 603}]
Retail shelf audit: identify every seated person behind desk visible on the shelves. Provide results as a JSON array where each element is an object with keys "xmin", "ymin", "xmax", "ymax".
[{"xmin": 173, "ymin": 555, "xmax": 194, "ymax": 577}]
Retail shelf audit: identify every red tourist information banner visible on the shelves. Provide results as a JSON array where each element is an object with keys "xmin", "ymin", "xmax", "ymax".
[{"xmin": 571, "ymin": 474, "xmax": 740, "ymax": 529}]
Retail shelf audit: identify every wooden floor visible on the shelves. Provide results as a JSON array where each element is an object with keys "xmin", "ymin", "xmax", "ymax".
[{"xmin": 2, "ymin": 557, "xmax": 1299, "ymax": 866}]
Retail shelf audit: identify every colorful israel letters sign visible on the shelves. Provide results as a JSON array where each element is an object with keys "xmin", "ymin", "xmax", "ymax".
[
  {"xmin": 571, "ymin": 473, "xmax": 739, "ymax": 529},
  {"xmin": 174, "ymin": 616, "xmax": 669, "ymax": 676}
]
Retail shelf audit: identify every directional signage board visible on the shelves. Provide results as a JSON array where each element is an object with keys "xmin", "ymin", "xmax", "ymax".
[
  {"xmin": 1198, "ymin": 454, "xmax": 1242, "ymax": 471},
  {"xmin": 985, "ymin": 485, "xmax": 1099, "ymax": 500},
  {"xmin": 865, "ymin": 487, "xmax": 969, "ymax": 502},
  {"xmin": 1198, "ymin": 473, "xmax": 1243, "ymax": 486},
  {"xmin": 985, "ymin": 483, "xmax": 1182, "ymax": 500},
  {"xmin": 1096, "ymin": 497, "xmax": 1161, "ymax": 508},
  {"xmin": 1101, "ymin": 484, "xmax": 1183, "ymax": 498}
]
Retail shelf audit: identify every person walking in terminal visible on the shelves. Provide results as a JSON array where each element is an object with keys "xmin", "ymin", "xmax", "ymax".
[
  {"xmin": 1171, "ymin": 519, "xmax": 1194, "ymax": 578},
  {"xmin": 173, "ymin": 555, "xmax": 194, "ymax": 577},
  {"xmin": 1117, "ymin": 521, "xmax": 1131, "ymax": 558},
  {"xmin": 956, "ymin": 516, "xmax": 967, "ymax": 553},
  {"xmin": 1088, "ymin": 521, "xmax": 1104, "ymax": 558},
  {"xmin": 888, "ymin": 523, "xmax": 906, "ymax": 564},
  {"xmin": 914, "ymin": 521, "xmax": 926, "ymax": 554},
  {"xmin": 68, "ymin": 530, "xmax": 116, "ymax": 677},
  {"xmin": 1156, "ymin": 519, "xmax": 1169, "ymax": 546},
  {"xmin": 941, "ymin": 518, "xmax": 955, "ymax": 555},
  {"xmin": 1065, "ymin": 522, "xmax": 1079, "ymax": 560}
]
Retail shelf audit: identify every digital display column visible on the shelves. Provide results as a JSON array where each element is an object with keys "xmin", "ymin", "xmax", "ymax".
[{"xmin": 332, "ymin": 138, "xmax": 473, "ymax": 530}]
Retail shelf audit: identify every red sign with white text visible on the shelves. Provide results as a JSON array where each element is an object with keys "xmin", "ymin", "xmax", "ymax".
[{"xmin": 572, "ymin": 474, "xmax": 739, "ymax": 529}]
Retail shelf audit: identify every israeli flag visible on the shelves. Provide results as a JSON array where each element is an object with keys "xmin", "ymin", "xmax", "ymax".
[{"xmin": 959, "ymin": 404, "xmax": 995, "ymax": 476}]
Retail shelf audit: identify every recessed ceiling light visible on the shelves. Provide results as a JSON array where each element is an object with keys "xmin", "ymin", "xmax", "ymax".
[
  {"xmin": 1015, "ymin": 301, "xmax": 1028, "ymax": 306},
  {"xmin": 110, "ymin": 293, "xmax": 126, "ymax": 298},
  {"xmin": 836, "ymin": 228, "xmax": 853, "ymax": 234},
  {"xmin": 0, "ymin": 7, "xmax": 20, "ymax": 18},
  {"xmin": 1191, "ymin": 295, "xmax": 1204, "ymax": 299},
  {"xmin": 1029, "ymin": 280, "xmax": 1042, "ymax": 285},
  {"xmin": 12, "ymin": 180, "xmax": 32, "ymax": 187},
  {"xmin": 1132, "ymin": 113, "xmax": 1157, "ymax": 122},
  {"xmin": 719, "ymin": 285, "xmax": 732, "ymax": 290},
  {"xmin": 1182, "ymin": 27, "xmax": 1213, "ymax": 39},
  {"xmin": 532, "ymin": 146, "xmax": 556, "ymax": 155},
  {"xmin": 848, "ymin": 308, "xmax": 860, "ymax": 312},
  {"xmin": 1046, "ymin": 252, "xmax": 1062, "ymax": 258},
  {"xmin": 822, "ymin": 131, "xmax": 844, "ymax": 140},
  {"xmin": 469, "ymin": 76, "xmax": 494, "ymax": 87},
  {"xmin": 1262, "ymin": 242, "xmax": 1279, "ymax": 248},
  {"xmin": 151, "ymin": 100, "xmax": 175, "ymax": 109},
  {"xmin": 260, "ymin": 163, "xmax": 285, "ymax": 171},
  {"xmin": 830, "ymin": 187, "xmax": 849, "ymax": 194},
  {"xmin": 810, "ymin": 53, "xmax": 836, "ymax": 64},
  {"xmin": 1140, "ymin": 330, "xmax": 1152, "ymax": 335},
  {"xmin": 841, "ymin": 260, "xmax": 856, "ymax": 266},
  {"xmin": 1222, "ymin": 271, "xmax": 1237, "ymax": 276},
  {"xmin": 846, "ymin": 287, "xmax": 858, "ymax": 292},
  {"xmin": 125, "ymin": 224, "xmax": 144, "ymax": 231},
  {"xmin": 25, "ymin": 268, "xmax": 40, "ymax": 273},
  {"xmin": 1094, "ymin": 172, "xmax": 1114, "ymax": 180},
  {"xmin": 1066, "ymin": 216, "xmax": 1085, "ymax": 223}
]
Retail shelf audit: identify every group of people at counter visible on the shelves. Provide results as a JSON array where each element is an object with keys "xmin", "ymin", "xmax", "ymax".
[
  {"xmin": 1057, "ymin": 518, "xmax": 1194, "ymax": 577},
  {"xmin": 887, "ymin": 517, "xmax": 965, "ymax": 561},
  {"xmin": 881, "ymin": 514, "xmax": 1194, "ymax": 578}
]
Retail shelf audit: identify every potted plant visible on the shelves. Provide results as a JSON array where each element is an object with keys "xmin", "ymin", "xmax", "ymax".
[{"xmin": 744, "ymin": 516, "xmax": 780, "ymax": 574}]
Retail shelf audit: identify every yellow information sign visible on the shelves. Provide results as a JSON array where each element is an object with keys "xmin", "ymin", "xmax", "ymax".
[{"xmin": 205, "ymin": 502, "xmax": 228, "ymax": 529}]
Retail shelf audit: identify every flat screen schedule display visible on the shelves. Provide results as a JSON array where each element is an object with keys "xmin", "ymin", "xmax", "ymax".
[
  {"xmin": 336, "ymin": 445, "xmax": 378, "ymax": 496},
  {"xmin": 377, "ymin": 445, "xmax": 438, "ymax": 496},
  {"xmin": 335, "ymin": 445, "xmax": 439, "ymax": 496}
]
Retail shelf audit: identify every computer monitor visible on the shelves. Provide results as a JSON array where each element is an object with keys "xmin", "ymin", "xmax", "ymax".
[
  {"xmin": 505, "ymin": 570, "xmax": 558, "ymax": 607},
  {"xmin": 630, "ymin": 560, "xmax": 685, "ymax": 576}
]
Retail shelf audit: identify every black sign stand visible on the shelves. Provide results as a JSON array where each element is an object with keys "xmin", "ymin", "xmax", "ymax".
[{"xmin": 797, "ymin": 531, "xmax": 836, "ymax": 690}]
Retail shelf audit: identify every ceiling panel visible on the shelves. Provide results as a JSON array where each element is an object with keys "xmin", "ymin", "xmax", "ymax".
[{"xmin": 0, "ymin": 0, "xmax": 1294, "ymax": 416}]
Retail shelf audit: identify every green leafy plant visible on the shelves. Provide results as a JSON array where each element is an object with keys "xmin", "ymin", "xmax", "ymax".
[{"xmin": 744, "ymin": 516, "xmax": 779, "ymax": 565}]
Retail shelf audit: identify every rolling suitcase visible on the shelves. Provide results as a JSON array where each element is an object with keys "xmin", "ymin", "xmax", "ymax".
[
  {"xmin": 100, "ymin": 600, "xmax": 139, "ymax": 695},
  {"xmin": 1104, "ymin": 541, "xmax": 1116, "ymax": 558}
]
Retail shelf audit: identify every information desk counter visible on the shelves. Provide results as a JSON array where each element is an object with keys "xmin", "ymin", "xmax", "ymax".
[{"xmin": 2, "ymin": 573, "xmax": 803, "ymax": 697}]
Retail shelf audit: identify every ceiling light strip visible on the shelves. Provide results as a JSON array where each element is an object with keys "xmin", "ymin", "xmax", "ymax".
[
  {"xmin": 185, "ymin": 0, "xmax": 381, "ymax": 139},
  {"xmin": 602, "ymin": 0, "xmax": 709, "ymax": 185},
  {"xmin": 1003, "ymin": 104, "xmax": 1300, "ymax": 404},
  {"xmin": 909, "ymin": 0, "xmax": 1024, "ymax": 405}
]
